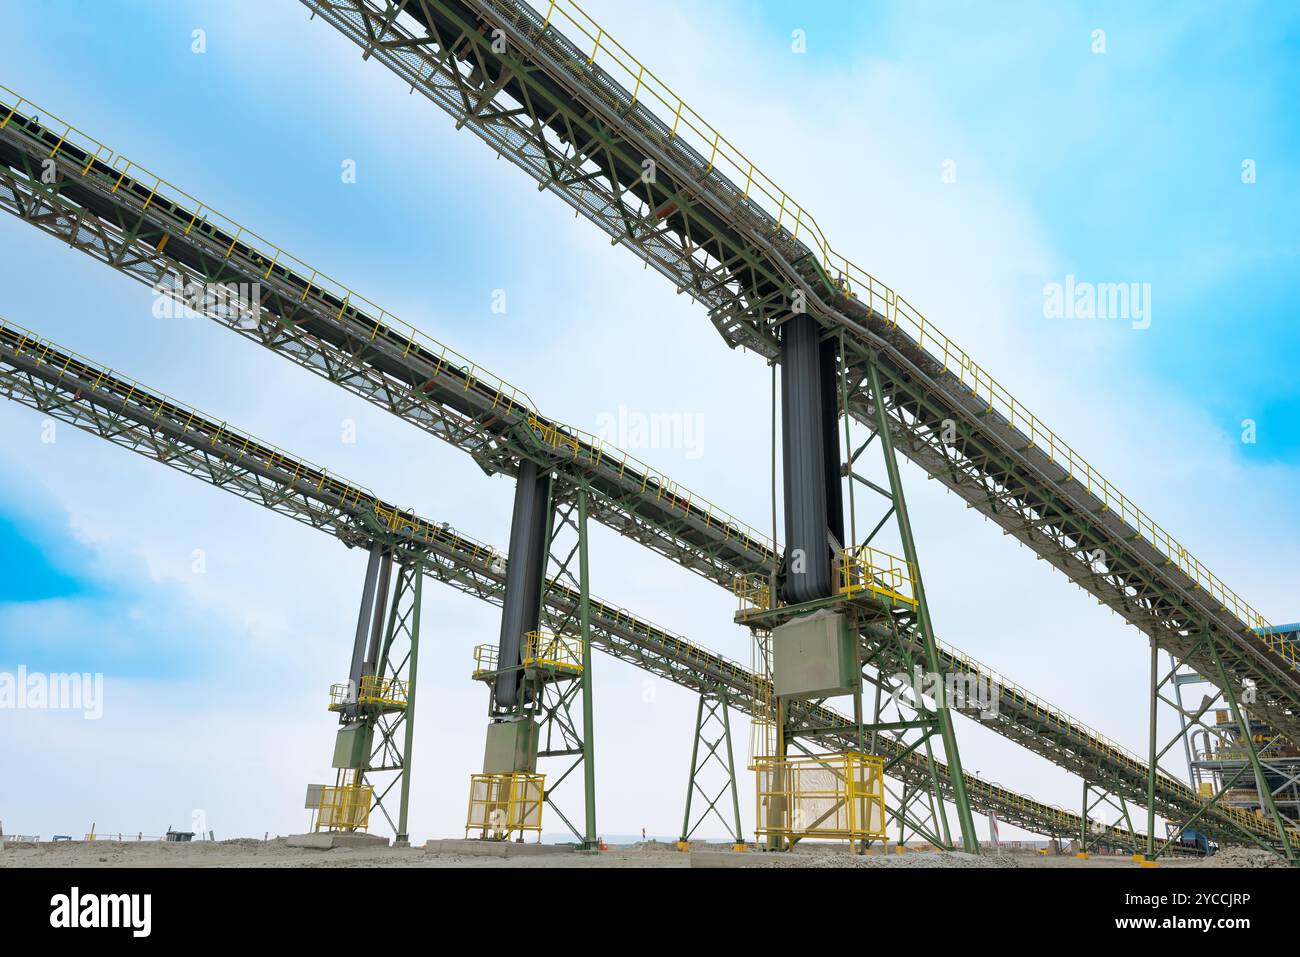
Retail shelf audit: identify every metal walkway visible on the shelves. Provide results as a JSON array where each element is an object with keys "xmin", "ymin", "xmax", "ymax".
[
  {"xmin": 0, "ymin": 318, "xmax": 1143, "ymax": 850},
  {"xmin": 296, "ymin": 0, "xmax": 1299, "ymax": 741},
  {"xmin": 0, "ymin": 87, "xmax": 1292, "ymax": 854}
]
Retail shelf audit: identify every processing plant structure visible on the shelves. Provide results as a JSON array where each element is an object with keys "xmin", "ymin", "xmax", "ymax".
[{"xmin": 0, "ymin": 0, "xmax": 1296, "ymax": 865}]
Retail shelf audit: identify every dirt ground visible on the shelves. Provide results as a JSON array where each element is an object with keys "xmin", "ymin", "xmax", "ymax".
[{"xmin": 0, "ymin": 837, "xmax": 1285, "ymax": 868}]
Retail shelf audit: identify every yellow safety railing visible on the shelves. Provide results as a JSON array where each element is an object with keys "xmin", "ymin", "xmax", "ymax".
[
  {"xmin": 523, "ymin": 630, "xmax": 583, "ymax": 673},
  {"xmin": 359, "ymin": 674, "xmax": 407, "ymax": 708},
  {"xmin": 0, "ymin": 80, "xmax": 772, "ymax": 565},
  {"xmin": 326, "ymin": 675, "xmax": 408, "ymax": 709},
  {"xmin": 314, "ymin": 771, "xmax": 373, "ymax": 832},
  {"xmin": 838, "ymin": 545, "xmax": 917, "ymax": 606},
  {"xmin": 732, "ymin": 573, "xmax": 770, "ymax": 618},
  {"xmin": 473, "ymin": 644, "xmax": 500, "ymax": 677},
  {"xmin": 732, "ymin": 545, "xmax": 917, "ymax": 615},
  {"xmin": 466, "ymin": 772, "xmax": 545, "ymax": 841},
  {"xmin": 522, "ymin": 3, "xmax": 1290, "ymax": 664},
  {"xmin": 327, "ymin": 682, "xmax": 352, "ymax": 709},
  {"xmin": 749, "ymin": 628, "xmax": 776, "ymax": 768},
  {"xmin": 754, "ymin": 751, "xmax": 886, "ymax": 844}
]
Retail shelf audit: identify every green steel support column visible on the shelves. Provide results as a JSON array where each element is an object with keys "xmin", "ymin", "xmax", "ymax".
[
  {"xmin": 1080, "ymin": 781, "xmax": 1088, "ymax": 854},
  {"xmin": 1146, "ymin": 637, "xmax": 1158, "ymax": 859},
  {"xmin": 1206, "ymin": 637, "xmax": 1295, "ymax": 862},
  {"xmin": 679, "ymin": 695, "xmax": 705, "ymax": 843},
  {"xmin": 722, "ymin": 696, "xmax": 744, "ymax": 846},
  {"xmin": 396, "ymin": 568, "xmax": 422, "ymax": 844},
  {"xmin": 578, "ymin": 488, "xmax": 598, "ymax": 850},
  {"xmin": 866, "ymin": 360, "xmax": 978, "ymax": 853},
  {"xmin": 921, "ymin": 734, "xmax": 953, "ymax": 849},
  {"xmin": 679, "ymin": 693, "xmax": 744, "ymax": 846}
]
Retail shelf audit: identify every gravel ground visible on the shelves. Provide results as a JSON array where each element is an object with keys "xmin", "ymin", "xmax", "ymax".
[{"xmin": 0, "ymin": 837, "xmax": 1275, "ymax": 868}]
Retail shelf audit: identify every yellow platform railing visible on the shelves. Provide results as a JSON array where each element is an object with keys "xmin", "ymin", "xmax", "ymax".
[
  {"xmin": 838, "ymin": 545, "xmax": 917, "ymax": 607},
  {"xmin": 523, "ymin": 630, "xmax": 583, "ymax": 674},
  {"xmin": 466, "ymin": 772, "xmax": 545, "ymax": 841},
  {"xmin": 472, "ymin": 644, "xmax": 499, "ymax": 677},
  {"xmin": 327, "ymin": 675, "xmax": 408, "ymax": 710},
  {"xmin": 754, "ymin": 751, "xmax": 886, "ymax": 844},
  {"xmin": 733, "ymin": 573, "xmax": 771, "ymax": 618},
  {"xmin": 314, "ymin": 771, "xmax": 373, "ymax": 832},
  {"xmin": 360, "ymin": 675, "xmax": 407, "ymax": 708}
]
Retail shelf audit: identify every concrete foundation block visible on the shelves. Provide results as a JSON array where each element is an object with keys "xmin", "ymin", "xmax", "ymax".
[
  {"xmin": 424, "ymin": 838, "xmax": 573, "ymax": 859},
  {"xmin": 285, "ymin": 831, "xmax": 391, "ymax": 850}
]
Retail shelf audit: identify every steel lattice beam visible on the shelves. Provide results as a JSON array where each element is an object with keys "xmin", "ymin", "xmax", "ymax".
[
  {"xmin": 0, "ymin": 103, "xmax": 1290, "ymax": 854},
  {"xmin": 293, "ymin": 0, "xmax": 1299, "ymax": 738},
  {"xmin": 0, "ymin": 319, "xmax": 1152, "ymax": 850}
]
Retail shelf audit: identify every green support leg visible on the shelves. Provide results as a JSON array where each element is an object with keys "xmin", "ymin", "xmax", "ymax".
[
  {"xmin": 1146, "ymin": 637, "xmax": 1158, "ymax": 859},
  {"xmin": 1080, "ymin": 781, "xmax": 1088, "ymax": 854},
  {"xmin": 396, "ymin": 570, "xmax": 422, "ymax": 844},
  {"xmin": 866, "ymin": 360, "xmax": 978, "ymax": 853},
  {"xmin": 721, "ymin": 696, "xmax": 744, "ymax": 847},
  {"xmin": 1206, "ymin": 637, "xmax": 1295, "ymax": 862},
  {"xmin": 680, "ymin": 695, "xmax": 706, "ymax": 844},
  {"xmin": 578, "ymin": 488, "xmax": 598, "ymax": 850}
]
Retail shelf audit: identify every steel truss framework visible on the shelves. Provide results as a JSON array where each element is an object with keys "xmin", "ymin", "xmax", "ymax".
[
  {"xmin": 0, "ymin": 321, "xmax": 1151, "ymax": 851},
  {"xmin": 347, "ymin": 543, "xmax": 426, "ymax": 841},
  {"xmin": 293, "ymin": 0, "xmax": 1299, "ymax": 747},
  {"xmin": 0, "ymin": 95, "xmax": 1294, "ymax": 855},
  {"xmin": 678, "ymin": 692, "xmax": 744, "ymax": 847},
  {"xmin": 1173, "ymin": 663, "xmax": 1300, "ymax": 835},
  {"xmin": 534, "ymin": 489, "xmax": 597, "ymax": 846},
  {"xmin": 1145, "ymin": 639, "xmax": 1296, "ymax": 862},
  {"xmin": 746, "ymin": 342, "xmax": 983, "ymax": 853}
]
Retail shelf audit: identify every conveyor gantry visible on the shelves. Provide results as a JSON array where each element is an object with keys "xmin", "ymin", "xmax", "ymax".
[
  {"xmin": 3, "ymin": 318, "xmax": 1296, "ymax": 857},
  {"xmin": 0, "ymin": 86, "xmax": 1294, "ymax": 855},
  {"xmin": 295, "ymin": 0, "xmax": 1300, "ymax": 738},
  {"xmin": 0, "ymin": 317, "xmax": 1149, "ymax": 851}
]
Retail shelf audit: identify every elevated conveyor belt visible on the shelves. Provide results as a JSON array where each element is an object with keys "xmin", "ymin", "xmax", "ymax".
[
  {"xmin": 0, "ymin": 92, "xmax": 1292, "ymax": 854},
  {"xmin": 0, "ymin": 318, "xmax": 1146, "ymax": 850},
  {"xmin": 297, "ymin": 0, "xmax": 1300, "ymax": 738}
]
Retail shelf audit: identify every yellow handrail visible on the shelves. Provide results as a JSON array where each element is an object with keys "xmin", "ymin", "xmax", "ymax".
[{"xmin": 523, "ymin": 630, "xmax": 583, "ymax": 673}]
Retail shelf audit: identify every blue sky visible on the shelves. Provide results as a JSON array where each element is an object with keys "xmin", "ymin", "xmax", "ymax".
[
  {"xmin": 0, "ymin": 513, "xmax": 81, "ymax": 603},
  {"xmin": 0, "ymin": 1, "xmax": 1296, "ymax": 842}
]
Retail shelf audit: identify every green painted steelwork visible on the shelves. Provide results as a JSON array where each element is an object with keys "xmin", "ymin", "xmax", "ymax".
[
  {"xmin": 0, "ymin": 75, "xmax": 1294, "ymax": 855},
  {"xmin": 0, "ymin": 320, "xmax": 1154, "ymax": 851},
  {"xmin": 297, "ymin": 0, "xmax": 1300, "ymax": 752}
]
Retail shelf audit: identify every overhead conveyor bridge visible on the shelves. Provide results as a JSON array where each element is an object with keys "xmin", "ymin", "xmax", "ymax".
[
  {"xmin": 0, "ymin": 86, "xmax": 1295, "ymax": 856},
  {"xmin": 0, "ymin": 318, "xmax": 1147, "ymax": 851},
  {"xmin": 295, "ymin": 0, "xmax": 1300, "ymax": 743}
]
